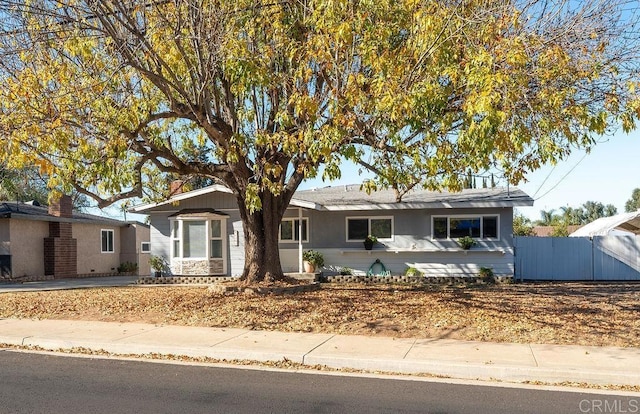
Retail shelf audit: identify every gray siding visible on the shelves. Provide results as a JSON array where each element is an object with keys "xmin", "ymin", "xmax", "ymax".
[
  {"xmin": 515, "ymin": 236, "xmax": 640, "ymax": 281},
  {"xmin": 289, "ymin": 207, "xmax": 513, "ymax": 250},
  {"xmin": 148, "ymin": 190, "xmax": 516, "ymax": 277},
  {"xmin": 148, "ymin": 193, "xmax": 245, "ymax": 276},
  {"xmin": 282, "ymin": 206, "xmax": 515, "ymax": 277}
]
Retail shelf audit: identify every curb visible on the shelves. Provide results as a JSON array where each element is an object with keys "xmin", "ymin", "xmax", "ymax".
[{"xmin": 2, "ymin": 333, "xmax": 639, "ymax": 388}]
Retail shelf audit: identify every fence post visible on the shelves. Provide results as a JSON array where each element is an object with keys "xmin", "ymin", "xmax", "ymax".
[{"xmin": 591, "ymin": 236, "xmax": 595, "ymax": 281}]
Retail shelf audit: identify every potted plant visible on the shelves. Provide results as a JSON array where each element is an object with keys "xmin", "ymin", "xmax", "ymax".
[
  {"xmin": 457, "ymin": 236, "xmax": 476, "ymax": 250},
  {"xmin": 363, "ymin": 235, "xmax": 377, "ymax": 250},
  {"xmin": 302, "ymin": 250, "xmax": 324, "ymax": 273},
  {"xmin": 148, "ymin": 255, "xmax": 166, "ymax": 277}
]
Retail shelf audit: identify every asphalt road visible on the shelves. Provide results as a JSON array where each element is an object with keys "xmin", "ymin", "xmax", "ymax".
[{"xmin": 0, "ymin": 350, "xmax": 636, "ymax": 414}]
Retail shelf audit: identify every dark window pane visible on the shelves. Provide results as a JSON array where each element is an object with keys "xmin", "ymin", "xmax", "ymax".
[
  {"xmin": 101, "ymin": 230, "xmax": 113, "ymax": 252},
  {"xmin": 433, "ymin": 217, "xmax": 448, "ymax": 239},
  {"xmin": 450, "ymin": 218, "xmax": 480, "ymax": 238},
  {"xmin": 371, "ymin": 219, "xmax": 392, "ymax": 238},
  {"xmin": 280, "ymin": 221, "xmax": 293, "ymax": 240},
  {"xmin": 293, "ymin": 219, "xmax": 308, "ymax": 241},
  {"xmin": 483, "ymin": 216, "xmax": 498, "ymax": 238},
  {"xmin": 348, "ymin": 219, "xmax": 369, "ymax": 240},
  {"xmin": 210, "ymin": 240, "xmax": 222, "ymax": 258}
]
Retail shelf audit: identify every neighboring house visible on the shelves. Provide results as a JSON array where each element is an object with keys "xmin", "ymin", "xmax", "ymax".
[
  {"xmin": 132, "ymin": 184, "xmax": 533, "ymax": 278},
  {"xmin": 569, "ymin": 211, "xmax": 640, "ymax": 237},
  {"xmin": 532, "ymin": 225, "xmax": 582, "ymax": 237},
  {"xmin": 0, "ymin": 196, "xmax": 150, "ymax": 279}
]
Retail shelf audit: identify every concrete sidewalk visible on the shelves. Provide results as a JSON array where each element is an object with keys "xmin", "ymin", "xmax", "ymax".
[
  {"xmin": 0, "ymin": 276, "xmax": 139, "ymax": 293},
  {"xmin": 0, "ymin": 318, "xmax": 639, "ymax": 387}
]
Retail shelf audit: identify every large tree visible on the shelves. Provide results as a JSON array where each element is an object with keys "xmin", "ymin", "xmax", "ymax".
[{"xmin": 1, "ymin": 0, "xmax": 639, "ymax": 282}]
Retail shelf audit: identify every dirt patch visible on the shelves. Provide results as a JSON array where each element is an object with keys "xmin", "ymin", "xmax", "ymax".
[{"xmin": 1, "ymin": 282, "xmax": 639, "ymax": 347}]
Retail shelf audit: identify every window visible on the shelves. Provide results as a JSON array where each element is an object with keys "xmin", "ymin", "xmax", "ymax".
[
  {"xmin": 210, "ymin": 220, "xmax": 223, "ymax": 258},
  {"xmin": 101, "ymin": 229, "xmax": 114, "ymax": 253},
  {"xmin": 450, "ymin": 218, "xmax": 480, "ymax": 238},
  {"xmin": 279, "ymin": 218, "xmax": 308, "ymax": 242},
  {"xmin": 170, "ymin": 216, "xmax": 226, "ymax": 260},
  {"xmin": 184, "ymin": 220, "xmax": 206, "ymax": 258},
  {"xmin": 140, "ymin": 242, "xmax": 151, "ymax": 253},
  {"xmin": 171, "ymin": 221, "xmax": 180, "ymax": 258},
  {"xmin": 346, "ymin": 217, "xmax": 393, "ymax": 241},
  {"xmin": 432, "ymin": 215, "xmax": 499, "ymax": 240}
]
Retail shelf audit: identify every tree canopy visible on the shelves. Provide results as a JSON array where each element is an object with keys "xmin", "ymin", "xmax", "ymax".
[
  {"xmin": 625, "ymin": 188, "xmax": 640, "ymax": 212},
  {"xmin": 536, "ymin": 201, "xmax": 618, "ymax": 227},
  {"xmin": 1, "ymin": 0, "xmax": 640, "ymax": 281}
]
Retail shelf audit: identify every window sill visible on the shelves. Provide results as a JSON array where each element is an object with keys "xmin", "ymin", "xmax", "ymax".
[{"xmin": 339, "ymin": 248, "xmax": 506, "ymax": 255}]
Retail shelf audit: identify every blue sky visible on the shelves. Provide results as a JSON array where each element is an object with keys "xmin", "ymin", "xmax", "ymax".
[
  {"xmin": 299, "ymin": 129, "xmax": 640, "ymax": 222},
  {"xmin": 515, "ymin": 130, "xmax": 640, "ymax": 221}
]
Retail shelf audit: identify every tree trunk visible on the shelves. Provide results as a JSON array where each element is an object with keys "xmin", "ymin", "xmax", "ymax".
[{"xmin": 237, "ymin": 191, "xmax": 287, "ymax": 283}]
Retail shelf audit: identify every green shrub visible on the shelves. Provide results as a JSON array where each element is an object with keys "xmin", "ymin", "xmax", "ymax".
[
  {"xmin": 149, "ymin": 255, "xmax": 167, "ymax": 271},
  {"xmin": 339, "ymin": 267, "xmax": 353, "ymax": 275},
  {"xmin": 479, "ymin": 266, "xmax": 494, "ymax": 283},
  {"xmin": 117, "ymin": 261, "xmax": 138, "ymax": 273},
  {"xmin": 405, "ymin": 266, "xmax": 423, "ymax": 277}
]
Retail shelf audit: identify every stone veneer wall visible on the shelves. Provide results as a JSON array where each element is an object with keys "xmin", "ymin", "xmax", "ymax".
[{"xmin": 171, "ymin": 259, "xmax": 224, "ymax": 276}]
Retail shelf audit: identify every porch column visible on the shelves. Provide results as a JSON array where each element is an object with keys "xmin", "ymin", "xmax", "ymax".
[{"xmin": 298, "ymin": 208, "xmax": 303, "ymax": 273}]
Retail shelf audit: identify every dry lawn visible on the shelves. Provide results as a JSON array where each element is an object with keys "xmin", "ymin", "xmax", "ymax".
[{"xmin": 1, "ymin": 282, "xmax": 639, "ymax": 347}]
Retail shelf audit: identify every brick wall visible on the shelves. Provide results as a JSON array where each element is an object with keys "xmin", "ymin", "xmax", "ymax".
[{"xmin": 44, "ymin": 221, "xmax": 77, "ymax": 279}]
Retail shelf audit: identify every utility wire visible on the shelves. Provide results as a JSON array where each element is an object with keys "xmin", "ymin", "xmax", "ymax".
[{"xmin": 534, "ymin": 152, "xmax": 589, "ymax": 201}]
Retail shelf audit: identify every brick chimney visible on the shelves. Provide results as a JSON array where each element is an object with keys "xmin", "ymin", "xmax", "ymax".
[
  {"xmin": 45, "ymin": 194, "xmax": 77, "ymax": 279},
  {"xmin": 169, "ymin": 180, "xmax": 184, "ymax": 196},
  {"xmin": 48, "ymin": 195, "xmax": 73, "ymax": 218}
]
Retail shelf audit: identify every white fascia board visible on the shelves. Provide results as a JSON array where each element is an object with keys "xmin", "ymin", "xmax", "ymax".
[
  {"xmin": 130, "ymin": 184, "xmax": 233, "ymax": 213},
  {"xmin": 289, "ymin": 198, "xmax": 323, "ymax": 210},
  {"xmin": 319, "ymin": 200, "xmax": 534, "ymax": 211}
]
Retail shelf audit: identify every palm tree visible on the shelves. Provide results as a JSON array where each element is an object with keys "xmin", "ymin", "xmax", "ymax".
[{"xmin": 538, "ymin": 209, "xmax": 556, "ymax": 226}]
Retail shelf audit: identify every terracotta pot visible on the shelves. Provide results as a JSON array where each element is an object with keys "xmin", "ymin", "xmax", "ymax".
[{"xmin": 303, "ymin": 261, "xmax": 316, "ymax": 273}]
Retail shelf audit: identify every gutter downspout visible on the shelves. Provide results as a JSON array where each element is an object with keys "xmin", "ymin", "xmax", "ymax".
[{"xmin": 298, "ymin": 208, "xmax": 303, "ymax": 273}]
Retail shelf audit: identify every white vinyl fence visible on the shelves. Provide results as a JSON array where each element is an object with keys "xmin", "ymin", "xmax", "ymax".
[{"xmin": 514, "ymin": 236, "xmax": 640, "ymax": 281}]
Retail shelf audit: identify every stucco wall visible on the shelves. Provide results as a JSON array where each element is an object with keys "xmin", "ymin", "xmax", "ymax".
[
  {"xmin": 9, "ymin": 219, "xmax": 48, "ymax": 277},
  {"xmin": 73, "ymin": 223, "xmax": 122, "ymax": 275},
  {"xmin": 119, "ymin": 223, "xmax": 150, "ymax": 276},
  {"xmin": 135, "ymin": 224, "xmax": 151, "ymax": 276}
]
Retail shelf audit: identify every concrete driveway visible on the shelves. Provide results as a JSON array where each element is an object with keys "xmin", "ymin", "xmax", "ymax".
[{"xmin": 0, "ymin": 276, "xmax": 139, "ymax": 293}]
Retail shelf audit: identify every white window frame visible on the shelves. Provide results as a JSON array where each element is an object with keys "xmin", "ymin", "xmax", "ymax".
[
  {"xmin": 345, "ymin": 216, "xmax": 394, "ymax": 242},
  {"xmin": 431, "ymin": 215, "xmax": 500, "ymax": 240},
  {"xmin": 170, "ymin": 220, "xmax": 181, "ymax": 259},
  {"xmin": 279, "ymin": 217, "xmax": 309, "ymax": 243},
  {"xmin": 209, "ymin": 219, "xmax": 224, "ymax": 259},
  {"xmin": 101, "ymin": 229, "xmax": 114, "ymax": 253},
  {"xmin": 140, "ymin": 242, "xmax": 151, "ymax": 253},
  {"xmin": 169, "ymin": 214, "xmax": 228, "ymax": 270}
]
